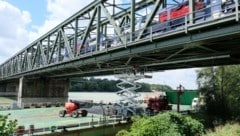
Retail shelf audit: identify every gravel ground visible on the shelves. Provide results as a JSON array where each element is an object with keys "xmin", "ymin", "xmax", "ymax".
[{"xmin": 83, "ymin": 104, "xmax": 115, "ymax": 115}]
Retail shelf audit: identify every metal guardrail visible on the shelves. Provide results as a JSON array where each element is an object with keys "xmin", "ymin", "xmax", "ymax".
[{"xmin": 14, "ymin": 116, "xmax": 126, "ymax": 136}]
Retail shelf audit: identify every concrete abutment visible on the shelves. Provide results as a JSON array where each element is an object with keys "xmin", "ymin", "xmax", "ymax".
[
  {"xmin": 18, "ymin": 77, "xmax": 69, "ymax": 108},
  {"xmin": 0, "ymin": 77, "xmax": 69, "ymax": 108},
  {"xmin": 0, "ymin": 81, "xmax": 18, "ymax": 97}
]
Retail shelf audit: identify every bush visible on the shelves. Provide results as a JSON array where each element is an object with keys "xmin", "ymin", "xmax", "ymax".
[
  {"xmin": 0, "ymin": 114, "xmax": 17, "ymax": 136},
  {"xmin": 117, "ymin": 112, "xmax": 204, "ymax": 136}
]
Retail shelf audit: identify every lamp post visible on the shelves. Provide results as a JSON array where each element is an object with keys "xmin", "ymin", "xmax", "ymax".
[{"xmin": 177, "ymin": 84, "xmax": 184, "ymax": 112}]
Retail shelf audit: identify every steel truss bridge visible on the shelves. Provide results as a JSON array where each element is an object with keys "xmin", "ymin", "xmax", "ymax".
[{"xmin": 0, "ymin": 0, "xmax": 240, "ymax": 81}]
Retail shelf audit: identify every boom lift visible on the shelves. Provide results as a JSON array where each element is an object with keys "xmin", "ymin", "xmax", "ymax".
[{"xmin": 59, "ymin": 100, "xmax": 91, "ymax": 118}]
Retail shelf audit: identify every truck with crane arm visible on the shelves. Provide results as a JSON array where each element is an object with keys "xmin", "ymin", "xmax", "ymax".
[{"xmin": 59, "ymin": 100, "xmax": 90, "ymax": 118}]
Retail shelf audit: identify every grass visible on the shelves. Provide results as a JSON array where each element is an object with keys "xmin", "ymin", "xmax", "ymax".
[
  {"xmin": 204, "ymin": 123, "xmax": 240, "ymax": 136},
  {"xmin": 188, "ymin": 112, "xmax": 240, "ymax": 136}
]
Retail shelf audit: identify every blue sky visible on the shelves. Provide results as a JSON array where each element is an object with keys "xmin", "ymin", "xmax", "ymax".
[
  {"xmin": 0, "ymin": 0, "xmax": 199, "ymax": 89},
  {"xmin": 4, "ymin": 0, "xmax": 180, "ymax": 29},
  {"xmin": 7, "ymin": 0, "xmax": 47, "ymax": 27}
]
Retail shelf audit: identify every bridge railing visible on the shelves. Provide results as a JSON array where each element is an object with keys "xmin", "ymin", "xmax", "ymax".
[
  {"xmin": 111, "ymin": 1, "xmax": 239, "ymax": 47},
  {"xmin": 14, "ymin": 116, "xmax": 127, "ymax": 136}
]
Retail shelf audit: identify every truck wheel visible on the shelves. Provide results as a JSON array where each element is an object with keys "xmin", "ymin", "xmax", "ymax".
[
  {"xmin": 81, "ymin": 110, "xmax": 88, "ymax": 117},
  {"xmin": 72, "ymin": 111, "xmax": 79, "ymax": 118},
  {"xmin": 59, "ymin": 110, "xmax": 66, "ymax": 117}
]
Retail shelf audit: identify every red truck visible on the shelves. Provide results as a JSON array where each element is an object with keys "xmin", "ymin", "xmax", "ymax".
[{"xmin": 145, "ymin": 95, "xmax": 172, "ymax": 115}]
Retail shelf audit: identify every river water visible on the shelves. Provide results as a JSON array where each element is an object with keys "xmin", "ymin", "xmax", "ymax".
[{"xmin": 68, "ymin": 92, "xmax": 165, "ymax": 104}]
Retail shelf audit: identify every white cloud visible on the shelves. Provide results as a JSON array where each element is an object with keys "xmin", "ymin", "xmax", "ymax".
[
  {"xmin": 100, "ymin": 68, "xmax": 199, "ymax": 90},
  {"xmin": 0, "ymin": 0, "xmax": 125, "ymax": 61},
  {"xmin": 0, "ymin": 1, "xmax": 31, "ymax": 63},
  {"xmin": 0, "ymin": 0, "xmax": 94, "ymax": 63},
  {"xmin": 138, "ymin": 68, "xmax": 199, "ymax": 90},
  {"xmin": 29, "ymin": 0, "xmax": 93, "ymax": 41}
]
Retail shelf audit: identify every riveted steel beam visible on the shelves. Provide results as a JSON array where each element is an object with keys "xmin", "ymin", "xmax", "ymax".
[
  {"xmin": 130, "ymin": 0, "xmax": 135, "ymax": 41},
  {"xmin": 77, "ymin": 7, "xmax": 98, "ymax": 56},
  {"xmin": 137, "ymin": 0, "xmax": 163, "ymax": 40},
  {"xmin": 189, "ymin": 0, "xmax": 195, "ymax": 25},
  {"xmin": 38, "ymin": 42, "xmax": 47, "ymax": 65},
  {"xmin": 59, "ymin": 29, "xmax": 74, "ymax": 59},
  {"xmin": 48, "ymin": 31, "xmax": 60, "ymax": 64},
  {"xmin": 96, "ymin": 6, "xmax": 101, "ymax": 51},
  {"xmin": 100, "ymin": 3, "xmax": 126, "ymax": 44}
]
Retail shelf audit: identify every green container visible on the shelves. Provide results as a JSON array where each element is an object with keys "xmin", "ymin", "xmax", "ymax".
[{"xmin": 166, "ymin": 90, "xmax": 198, "ymax": 105}]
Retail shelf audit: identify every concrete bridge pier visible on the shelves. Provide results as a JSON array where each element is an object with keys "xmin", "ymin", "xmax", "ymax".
[{"xmin": 17, "ymin": 77, "xmax": 69, "ymax": 108}]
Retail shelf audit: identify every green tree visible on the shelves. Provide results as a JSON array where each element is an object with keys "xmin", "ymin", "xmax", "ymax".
[
  {"xmin": 117, "ymin": 112, "xmax": 204, "ymax": 136},
  {"xmin": 150, "ymin": 84, "xmax": 173, "ymax": 92},
  {"xmin": 138, "ymin": 83, "xmax": 151, "ymax": 92},
  {"xmin": 196, "ymin": 67, "xmax": 220, "ymax": 118},
  {"xmin": 197, "ymin": 65, "xmax": 240, "ymax": 120},
  {"xmin": 69, "ymin": 78, "xmax": 172, "ymax": 92},
  {"xmin": 0, "ymin": 114, "xmax": 17, "ymax": 136}
]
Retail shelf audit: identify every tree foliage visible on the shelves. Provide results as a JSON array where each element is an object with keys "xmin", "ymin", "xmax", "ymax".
[
  {"xmin": 150, "ymin": 84, "xmax": 173, "ymax": 92},
  {"xmin": 116, "ymin": 112, "xmax": 204, "ymax": 136},
  {"xmin": 196, "ymin": 65, "xmax": 240, "ymax": 120},
  {"xmin": 0, "ymin": 114, "xmax": 17, "ymax": 136},
  {"xmin": 70, "ymin": 78, "xmax": 172, "ymax": 92}
]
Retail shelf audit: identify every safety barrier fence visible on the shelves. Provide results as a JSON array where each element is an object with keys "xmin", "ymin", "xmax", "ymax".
[{"xmin": 13, "ymin": 116, "xmax": 126, "ymax": 136}]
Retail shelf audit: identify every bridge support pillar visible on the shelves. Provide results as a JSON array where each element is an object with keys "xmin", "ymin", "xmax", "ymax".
[
  {"xmin": 17, "ymin": 77, "xmax": 23, "ymax": 107},
  {"xmin": 17, "ymin": 77, "xmax": 69, "ymax": 108}
]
